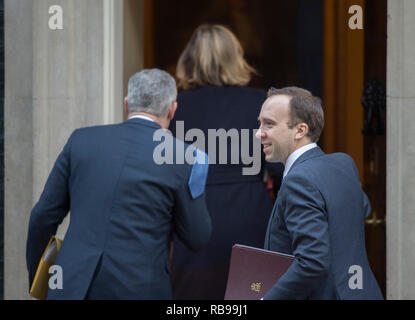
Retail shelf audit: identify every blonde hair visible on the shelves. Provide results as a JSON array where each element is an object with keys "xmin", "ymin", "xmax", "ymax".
[{"xmin": 176, "ymin": 24, "xmax": 256, "ymax": 89}]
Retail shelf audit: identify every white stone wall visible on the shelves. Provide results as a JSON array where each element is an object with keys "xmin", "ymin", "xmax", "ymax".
[
  {"xmin": 4, "ymin": 0, "xmax": 124, "ymax": 299},
  {"xmin": 387, "ymin": 0, "xmax": 415, "ymax": 300},
  {"xmin": 4, "ymin": 0, "xmax": 34, "ymax": 300}
]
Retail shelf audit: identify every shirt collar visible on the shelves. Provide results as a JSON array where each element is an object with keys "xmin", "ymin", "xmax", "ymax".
[
  {"xmin": 283, "ymin": 143, "xmax": 317, "ymax": 178},
  {"xmin": 128, "ymin": 115, "xmax": 155, "ymax": 122}
]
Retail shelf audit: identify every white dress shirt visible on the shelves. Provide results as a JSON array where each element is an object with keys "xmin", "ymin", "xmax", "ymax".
[
  {"xmin": 128, "ymin": 115, "xmax": 155, "ymax": 122},
  {"xmin": 283, "ymin": 143, "xmax": 317, "ymax": 179}
]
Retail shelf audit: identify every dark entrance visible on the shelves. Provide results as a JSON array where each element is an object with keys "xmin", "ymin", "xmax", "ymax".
[
  {"xmin": 143, "ymin": 0, "xmax": 386, "ymax": 298},
  {"xmin": 149, "ymin": 0, "xmax": 323, "ymax": 98}
]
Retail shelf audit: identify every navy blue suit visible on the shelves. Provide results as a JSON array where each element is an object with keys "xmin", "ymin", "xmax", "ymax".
[
  {"xmin": 26, "ymin": 118, "xmax": 211, "ymax": 299},
  {"xmin": 169, "ymin": 86, "xmax": 284, "ymax": 299},
  {"xmin": 264, "ymin": 147, "xmax": 383, "ymax": 299}
]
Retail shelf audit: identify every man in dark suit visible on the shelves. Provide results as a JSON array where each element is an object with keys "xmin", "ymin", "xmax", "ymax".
[
  {"xmin": 26, "ymin": 69, "xmax": 212, "ymax": 299},
  {"xmin": 257, "ymin": 87, "xmax": 383, "ymax": 299}
]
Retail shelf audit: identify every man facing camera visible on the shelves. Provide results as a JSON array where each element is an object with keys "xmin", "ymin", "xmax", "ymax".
[
  {"xmin": 26, "ymin": 69, "xmax": 211, "ymax": 299},
  {"xmin": 256, "ymin": 87, "xmax": 383, "ymax": 300}
]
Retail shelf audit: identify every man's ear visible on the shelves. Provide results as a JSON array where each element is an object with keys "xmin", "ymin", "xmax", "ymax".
[
  {"xmin": 124, "ymin": 97, "xmax": 129, "ymax": 116},
  {"xmin": 167, "ymin": 101, "xmax": 178, "ymax": 120},
  {"xmin": 295, "ymin": 123, "xmax": 309, "ymax": 140}
]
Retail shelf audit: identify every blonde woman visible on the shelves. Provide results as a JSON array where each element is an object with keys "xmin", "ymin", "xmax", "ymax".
[{"xmin": 169, "ymin": 24, "xmax": 283, "ymax": 299}]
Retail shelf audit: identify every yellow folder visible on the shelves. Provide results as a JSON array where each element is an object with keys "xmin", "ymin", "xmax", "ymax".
[{"xmin": 29, "ymin": 236, "xmax": 62, "ymax": 300}]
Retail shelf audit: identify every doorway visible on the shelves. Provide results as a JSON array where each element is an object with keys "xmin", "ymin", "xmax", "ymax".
[
  {"xmin": 148, "ymin": 0, "xmax": 323, "ymax": 97},
  {"xmin": 137, "ymin": 0, "xmax": 386, "ymax": 297}
]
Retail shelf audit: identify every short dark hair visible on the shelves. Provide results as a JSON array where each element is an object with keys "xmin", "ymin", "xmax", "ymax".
[{"xmin": 267, "ymin": 86, "xmax": 324, "ymax": 142}]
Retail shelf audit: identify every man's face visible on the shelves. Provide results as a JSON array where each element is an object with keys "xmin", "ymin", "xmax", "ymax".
[{"xmin": 256, "ymin": 95, "xmax": 296, "ymax": 164}]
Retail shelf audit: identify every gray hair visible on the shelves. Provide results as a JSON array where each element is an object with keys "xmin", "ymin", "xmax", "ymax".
[{"xmin": 127, "ymin": 69, "xmax": 177, "ymax": 117}]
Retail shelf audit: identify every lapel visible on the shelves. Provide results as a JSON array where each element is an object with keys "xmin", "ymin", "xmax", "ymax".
[
  {"xmin": 264, "ymin": 201, "xmax": 278, "ymax": 249},
  {"xmin": 288, "ymin": 146, "xmax": 325, "ymax": 174},
  {"xmin": 264, "ymin": 147, "xmax": 325, "ymax": 249}
]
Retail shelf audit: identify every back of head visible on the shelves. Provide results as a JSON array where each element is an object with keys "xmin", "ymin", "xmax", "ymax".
[
  {"xmin": 268, "ymin": 86, "xmax": 325, "ymax": 143},
  {"xmin": 127, "ymin": 69, "xmax": 177, "ymax": 117},
  {"xmin": 176, "ymin": 24, "xmax": 255, "ymax": 89}
]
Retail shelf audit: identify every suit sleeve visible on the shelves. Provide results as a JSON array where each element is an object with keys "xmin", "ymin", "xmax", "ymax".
[
  {"xmin": 263, "ymin": 174, "xmax": 330, "ymax": 300},
  {"xmin": 363, "ymin": 192, "xmax": 372, "ymax": 219},
  {"xmin": 26, "ymin": 131, "xmax": 75, "ymax": 288},
  {"xmin": 173, "ymin": 150, "xmax": 212, "ymax": 252},
  {"xmin": 347, "ymin": 154, "xmax": 371, "ymax": 219}
]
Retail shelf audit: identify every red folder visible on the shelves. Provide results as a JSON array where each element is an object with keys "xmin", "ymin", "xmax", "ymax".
[{"xmin": 225, "ymin": 244, "xmax": 294, "ymax": 300}]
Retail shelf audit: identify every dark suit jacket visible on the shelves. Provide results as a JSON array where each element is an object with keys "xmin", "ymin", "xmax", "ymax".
[
  {"xmin": 264, "ymin": 147, "xmax": 383, "ymax": 300},
  {"xmin": 169, "ymin": 86, "xmax": 284, "ymax": 299},
  {"xmin": 26, "ymin": 118, "xmax": 211, "ymax": 300}
]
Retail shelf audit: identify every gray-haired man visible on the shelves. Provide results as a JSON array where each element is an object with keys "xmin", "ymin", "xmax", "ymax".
[{"xmin": 26, "ymin": 69, "xmax": 212, "ymax": 299}]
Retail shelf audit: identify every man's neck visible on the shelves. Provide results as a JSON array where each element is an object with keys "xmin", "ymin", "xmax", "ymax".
[
  {"xmin": 291, "ymin": 139, "xmax": 312, "ymax": 154},
  {"xmin": 128, "ymin": 112, "xmax": 166, "ymax": 128}
]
